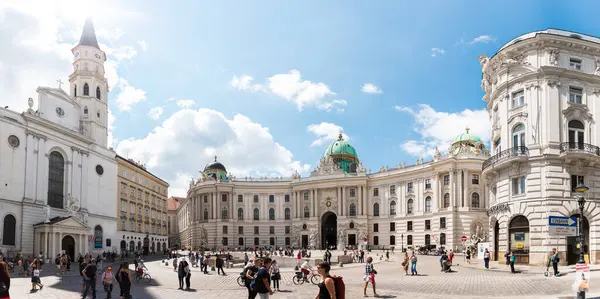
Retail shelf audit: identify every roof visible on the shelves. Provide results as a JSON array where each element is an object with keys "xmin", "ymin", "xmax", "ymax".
[
  {"xmin": 323, "ymin": 134, "xmax": 358, "ymax": 159},
  {"xmin": 34, "ymin": 216, "xmax": 71, "ymax": 226},
  {"xmin": 499, "ymin": 28, "xmax": 600, "ymax": 52},
  {"xmin": 168, "ymin": 196, "xmax": 185, "ymax": 211},
  {"xmin": 78, "ymin": 18, "xmax": 100, "ymax": 49},
  {"xmin": 116, "ymin": 154, "xmax": 170, "ymax": 186}
]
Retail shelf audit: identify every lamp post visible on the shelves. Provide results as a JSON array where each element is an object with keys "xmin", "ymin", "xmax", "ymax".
[
  {"xmin": 401, "ymin": 234, "xmax": 404, "ymax": 252},
  {"xmin": 574, "ymin": 183, "xmax": 589, "ymax": 299}
]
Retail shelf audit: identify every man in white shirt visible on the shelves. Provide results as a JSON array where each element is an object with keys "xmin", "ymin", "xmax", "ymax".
[{"xmin": 300, "ymin": 260, "xmax": 313, "ymax": 281}]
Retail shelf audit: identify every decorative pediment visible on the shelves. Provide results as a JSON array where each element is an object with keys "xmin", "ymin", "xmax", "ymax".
[
  {"xmin": 507, "ymin": 112, "xmax": 528, "ymax": 125},
  {"xmin": 562, "ymin": 104, "xmax": 594, "ymax": 123}
]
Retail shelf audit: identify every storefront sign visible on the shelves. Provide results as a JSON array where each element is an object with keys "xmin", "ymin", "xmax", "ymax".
[{"xmin": 487, "ymin": 203, "xmax": 510, "ymax": 216}]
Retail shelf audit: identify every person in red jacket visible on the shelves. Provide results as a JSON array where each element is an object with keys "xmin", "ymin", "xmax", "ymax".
[{"xmin": 449, "ymin": 250, "xmax": 454, "ymax": 264}]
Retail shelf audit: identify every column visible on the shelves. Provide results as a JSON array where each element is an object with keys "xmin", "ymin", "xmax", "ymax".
[
  {"xmin": 460, "ymin": 169, "xmax": 465, "ymax": 207},
  {"xmin": 81, "ymin": 152, "xmax": 89, "ymax": 210},
  {"xmin": 450, "ymin": 170, "xmax": 456, "ymax": 208},
  {"xmin": 44, "ymin": 232, "xmax": 49, "ymax": 257},
  {"xmin": 358, "ymin": 186, "xmax": 363, "ymax": 216},
  {"xmin": 35, "ymin": 137, "xmax": 47, "ymax": 202},
  {"xmin": 311, "ymin": 189, "xmax": 316, "ymax": 217},
  {"xmin": 340, "ymin": 186, "xmax": 344, "ymax": 216},
  {"xmin": 230, "ymin": 192, "xmax": 234, "ymax": 220},
  {"xmin": 24, "ymin": 132, "xmax": 37, "ymax": 201},
  {"xmin": 51, "ymin": 232, "xmax": 57, "ymax": 257},
  {"xmin": 212, "ymin": 192, "xmax": 217, "ymax": 219}
]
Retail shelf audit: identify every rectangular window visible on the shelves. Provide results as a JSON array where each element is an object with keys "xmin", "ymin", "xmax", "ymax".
[
  {"xmin": 254, "ymin": 195, "xmax": 259, "ymax": 203},
  {"xmin": 407, "ymin": 182, "xmax": 413, "ymax": 193},
  {"xmin": 221, "ymin": 194, "xmax": 227, "ymax": 202},
  {"xmin": 222, "ymin": 226, "xmax": 228, "ymax": 234},
  {"xmin": 373, "ymin": 188, "xmax": 379, "ymax": 197},
  {"xmin": 270, "ymin": 226, "xmax": 275, "ymax": 234},
  {"xmin": 349, "ymin": 188, "xmax": 355, "ymax": 198},
  {"xmin": 571, "ymin": 175, "xmax": 585, "ymax": 192},
  {"xmin": 443, "ymin": 175, "xmax": 450, "ymax": 185},
  {"xmin": 204, "ymin": 195, "xmax": 207, "ymax": 203},
  {"xmin": 373, "ymin": 236, "xmax": 379, "ymax": 246},
  {"xmin": 472, "ymin": 174, "xmax": 480, "ymax": 185},
  {"xmin": 121, "ymin": 200, "xmax": 127, "ymax": 211},
  {"xmin": 390, "ymin": 185, "xmax": 396, "ymax": 195},
  {"xmin": 440, "ymin": 217, "xmax": 446, "ymax": 229},
  {"xmin": 121, "ymin": 169, "xmax": 127, "ymax": 177},
  {"xmin": 373, "ymin": 223, "xmax": 379, "ymax": 232},
  {"xmin": 425, "ymin": 179, "xmax": 431, "ymax": 189},
  {"xmin": 569, "ymin": 86, "xmax": 583, "ymax": 104},
  {"xmin": 303, "ymin": 192, "xmax": 309, "ymax": 201},
  {"xmin": 238, "ymin": 194, "xmax": 243, "ymax": 202},
  {"xmin": 121, "ymin": 183, "xmax": 127, "ymax": 194},
  {"xmin": 512, "ymin": 90, "xmax": 525, "ymax": 108},
  {"xmin": 390, "ymin": 222, "xmax": 395, "ymax": 231},
  {"xmin": 512, "ymin": 176, "xmax": 526, "ymax": 195},
  {"xmin": 407, "ymin": 221, "xmax": 413, "ymax": 231},
  {"xmin": 570, "ymin": 58, "xmax": 582, "ymax": 70},
  {"xmin": 269, "ymin": 195, "xmax": 275, "ymax": 203},
  {"xmin": 425, "ymin": 220, "xmax": 431, "ymax": 230},
  {"xmin": 285, "ymin": 226, "xmax": 290, "ymax": 234},
  {"xmin": 238, "ymin": 226, "xmax": 244, "ymax": 234},
  {"xmin": 284, "ymin": 194, "xmax": 290, "ymax": 202},
  {"xmin": 254, "ymin": 226, "xmax": 259, "ymax": 235}
]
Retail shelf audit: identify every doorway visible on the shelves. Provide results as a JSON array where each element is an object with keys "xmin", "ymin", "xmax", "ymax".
[
  {"xmin": 321, "ymin": 212, "xmax": 337, "ymax": 250},
  {"xmin": 567, "ymin": 214, "xmax": 589, "ymax": 265},
  {"xmin": 302, "ymin": 235, "xmax": 308, "ymax": 248},
  {"xmin": 61, "ymin": 235, "xmax": 76, "ymax": 261},
  {"xmin": 509, "ymin": 215, "xmax": 529, "ymax": 264},
  {"xmin": 494, "ymin": 221, "xmax": 500, "ymax": 261},
  {"xmin": 348, "ymin": 234, "xmax": 356, "ymax": 246}
]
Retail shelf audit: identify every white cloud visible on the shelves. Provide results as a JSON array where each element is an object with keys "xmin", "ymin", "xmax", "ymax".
[
  {"xmin": 431, "ymin": 48, "xmax": 445, "ymax": 57},
  {"xmin": 307, "ymin": 122, "xmax": 347, "ymax": 147},
  {"xmin": 470, "ymin": 35, "xmax": 495, "ymax": 44},
  {"xmin": 137, "ymin": 40, "xmax": 147, "ymax": 51},
  {"xmin": 116, "ymin": 108, "xmax": 310, "ymax": 196},
  {"xmin": 148, "ymin": 106, "xmax": 163, "ymax": 120},
  {"xmin": 176, "ymin": 100, "xmax": 196, "ymax": 108},
  {"xmin": 102, "ymin": 45, "xmax": 137, "ymax": 62},
  {"xmin": 395, "ymin": 104, "xmax": 490, "ymax": 157},
  {"xmin": 115, "ymin": 78, "xmax": 147, "ymax": 111},
  {"xmin": 230, "ymin": 70, "xmax": 346, "ymax": 112},
  {"xmin": 167, "ymin": 97, "xmax": 176, "ymax": 102},
  {"xmin": 361, "ymin": 83, "xmax": 382, "ymax": 94}
]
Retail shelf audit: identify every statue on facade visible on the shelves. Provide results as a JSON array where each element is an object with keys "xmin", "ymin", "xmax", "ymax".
[
  {"xmin": 434, "ymin": 147, "xmax": 441, "ymax": 161},
  {"xmin": 595, "ymin": 57, "xmax": 600, "ymax": 75},
  {"xmin": 337, "ymin": 230, "xmax": 346, "ymax": 250},
  {"xmin": 358, "ymin": 230, "xmax": 367, "ymax": 243},
  {"xmin": 292, "ymin": 170, "xmax": 301, "ymax": 179},
  {"xmin": 199, "ymin": 226, "xmax": 208, "ymax": 248},
  {"xmin": 66, "ymin": 193, "xmax": 79, "ymax": 216},
  {"xmin": 43, "ymin": 205, "xmax": 51, "ymax": 223},
  {"xmin": 548, "ymin": 49, "xmax": 559, "ymax": 66},
  {"xmin": 82, "ymin": 212, "xmax": 89, "ymax": 225}
]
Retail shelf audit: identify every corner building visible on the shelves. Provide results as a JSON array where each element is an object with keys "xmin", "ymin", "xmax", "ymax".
[
  {"xmin": 176, "ymin": 134, "xmax": 489, "ymax": 252},
  {"xmin": 481, "ymin": 29, "xmax": 600, "ymax": 265}
]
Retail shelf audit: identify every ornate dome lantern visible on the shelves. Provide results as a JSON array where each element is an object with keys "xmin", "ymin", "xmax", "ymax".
[
  {"xmin": 323, "ymin": 134, "xmax": 360, "ymax": 173},
  {"xmin": 448, "ymin": 127, "xmax": 488, "ymax": 156}
]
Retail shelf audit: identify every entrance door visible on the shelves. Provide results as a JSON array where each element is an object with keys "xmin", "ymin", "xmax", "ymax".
[
  {"xmin": 494, "ymin": 221, "xmax": 500, "ymax": 261},
  {"xmin": 61, "ymin": 235, "xmax": 76, "ymax": 261},
  {"xmin": 302, "ymin": 235, "xmax": 309, "ymax": 248},
  {"xmin": 348, "ymin": 234, "xmax": 356, "ymax": 246},
  {"xmin": 321, "ymin": 212, "xmax": 337, "ymax": 250},
  {"xmin": 567, "ymin": 214, "xmax": 589, "ymax": 265}
]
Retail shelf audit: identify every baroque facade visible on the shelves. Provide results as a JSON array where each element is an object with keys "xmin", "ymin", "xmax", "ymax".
[
  {"xmin": 116, "ymin": 155, "xmax": 169, "ymax": 254},
  {"xmin": 0, "ymin": 19, "xmax": 117, "ymax": 259},
  {"xmin": 482, "ymin": 29, "xmax": 600, "ymax": 265},
  {"xmin": 176, "ymin": 133, "xmax": 490, "ymax": 252}
]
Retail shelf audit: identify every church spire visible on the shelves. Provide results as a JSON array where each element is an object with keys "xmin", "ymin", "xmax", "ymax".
[{"xmin": 78, "ymin": 18, "xmax": 100, "ymax": 49}]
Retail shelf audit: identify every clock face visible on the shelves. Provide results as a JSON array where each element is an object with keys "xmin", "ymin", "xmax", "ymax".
[
  {"xmin": 95, "ymin": 53, "xmax": 101, "ymax": 59},
  {"xmin": 56, "ymin": 107, "xmax": 65, "ymax": 117}
]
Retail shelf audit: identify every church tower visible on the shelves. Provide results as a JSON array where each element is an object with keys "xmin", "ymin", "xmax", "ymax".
[{"xmin": 69, "ymin": 18, "xmax": 109, "ymax": 148}]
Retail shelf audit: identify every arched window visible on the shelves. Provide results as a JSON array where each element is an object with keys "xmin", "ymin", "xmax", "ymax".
[
  {"xmin": 253, "ymin": 208, "xmax": 260, "ymax": 220},
  {"xmin": 373, "ymin": 203, "xmax": 380, "ymax": 217},
  {"xmin": 471, "ymin": 193, "xmax": 480, "ymax": 208},
  {"xmin": 221, "ymin": 206, "xmax": 228, "ymax": 219},
  {"xmin": 304, "ymin": 206, "xmax": 310, "ymax": 218},
  {"xmin": 96, "ymin": 86, "xmax": 101, "ymax": 99},
  {"xmin": 390, "ymin": 235, "xmax": 396, "ymax": 245},
  {"xmin": 268, "ymin": 208, "xmax": 275, "ymax": 220},
  {"xmin": 440, "ymin": 233, "xmax": 446, "ymax": 245},
  {"xmin": 407, "ymin": 199, "xmax": 414, "ymax": 214},
  {"xmin": 407, "ymin": 235, "xmax": 413, "ymax": 245},
  {"xmin": 349, "ymin": 203, "xmax": 357, "ymax": 216},
  {"xmin": 425, "ymin": 196, "xmax": 432, "ymax": 212},
  {"xmin": 238, "ymin": 208, "xmax": 244, "ymax": 220},
  {"xmin": 94, "ymin": 225, "xmax": 103, "ymax": 249},
  {"xmin": 568, "ymin": 120, "xmax": 585, "ymax": 149},
  {"xmin": 83, "ymin": 83, "xmax": 89, "ymax": 96},
  {"xmin": 443, "ymin": 193, "xmax": 450, "ymax": 208},
  {"xmin": 74, "ymin": 85, "xmax": 77, "ymax": 97},
  {"xmin": 47, "ymin": 151, "xmax": 65, "ymax": 209},
  {"xmin": 390, "ymin": 201, "xmax": 397, "ymax": 215},
  {"xmin": 284, "ymin": 208, "xmax": 290, "ymax": 220},
  {"xmin": 254, "ymin": 237, "xmax": 259, "ymax": 246},
  {"xmin": 2, "ymin": 215, "xmax": 16, "ymax": 246},
  {"xmin": 425, "ymin": 234, "xmax": 431, "ymax": 246},
  {"xmin": 512, "ymin": 124, "xmax": 525, "ymax": 151},
  {"xmin": 84, "ymin": 106, "xmax": 88, "ymax": 114},
  {"xmin": 203, "ymin": 208, "xmax": 208, "ymax": 220}
]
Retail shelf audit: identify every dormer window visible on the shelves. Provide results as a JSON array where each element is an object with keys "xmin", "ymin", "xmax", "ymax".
[
  {"xmin": 83, "ymin": 83, "xmax": 89, "ymax": 96},
  {"xmin": 569, "ymin": 86, "xmax": 583, "ymax": 104},
  {"xmin": 511, "ymin": 90, "xmax": 525, "ymax": 108},
  {"xmin": 570, "ymin": 58, "xmax": 582, "ymax": 70},
  {"xmin": 96, "ymin": 87, "xmax": 101, "ymax": 100}
]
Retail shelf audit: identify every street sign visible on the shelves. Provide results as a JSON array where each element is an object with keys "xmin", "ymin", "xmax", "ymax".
[
  {"xmin": 461, "ymin": 235, "xmax": 467, "ymax": 242},
  {"xmin": 548, "ymin": 216, "xmax": 577, "ymax": 227},
  {"xmin": 573, "ymin": 263, "xmax": 590, "ymax": 292},
  {"xmin": 548, "ymin": 216, "xmax": 578, "ymax": 237}
]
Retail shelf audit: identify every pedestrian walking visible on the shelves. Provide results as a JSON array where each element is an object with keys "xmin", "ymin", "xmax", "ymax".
[
  {"xmin": 509, "ymin": 251, "xmax": 516, "ymax": 273},
  {"xmin": 315, "ymin": 262, "xmax": 336, "ymax": 299},
  {"xmin": 402, "ymin": 252, "xmax": 409, "ymax": 275},
  {"xmin": 177, "ymin": 260, "xmax": 186, "ymax": 290},
  {"xmin": 269, "ymin": 260, "xmax": 280, "ymax": 291},
  {"xmin": 551, "ymin": 248, "xmax": 560, "ymax": 276},
  {"xmin": 101, "ymin": 265, "xmax": 114, "ymax": 299},
  {"xmin": 216, "ymin": 255, "xmax": 226, "ymax": 275},
  {"xmin": 449, "ymin": 250, "xmax": 454, "ymax": 264},
  {"xmin": 81, "ymin": 260, "xmax": 98, "ymax": 299},
  {"xmin": 410, "ymin": 252, "xmax": 418, "ymax": 275},
  {"xmin": 254, "ymin": 257, "xmax": 273, "ymax": 299},
  {"xmin": 465, "ymin": 249, "xmax": 471, "ymax": 264},
  {"xmin": 484, "ymin": 248, "xmax": 491, "ymax": 269},
  {"xmin": 184, "ymin": 260, "xmax": 191, "ymax": 291},
  {"xmin": 30, "ymin": 263, "xmax": 43, "ymax": 292},
  {"xmin": 245, "ymin": 259, "xmax": 261, "ymax": 299},
  {"xmin": 119, "ymin": 263, "xmax": 132, "ymax": 299},
  {"xmin": 363, "ymin": 256, "xmax": 378, "ymax": 297},
  {"xmin": 173, "ymin": 256, "xmax": 178, "ymax": 272}
]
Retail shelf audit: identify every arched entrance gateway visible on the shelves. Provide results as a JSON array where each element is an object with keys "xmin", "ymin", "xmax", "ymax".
[
  {"xmin": 321, "ymin": 212, "xmax": 337, "ymax": 250},
  {"xmin": 61, "ymin": 235, "xmax": 76, "ymax": 261},
  {"xmin": 568, "ymin": 214, "xmax": 590, "ymax": 265},
  {"xmin": 509, "ymin": 216, "xmax": 529, "ymax": 264}
]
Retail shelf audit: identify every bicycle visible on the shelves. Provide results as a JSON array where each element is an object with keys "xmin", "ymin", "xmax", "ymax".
[
  {"xmin": 134, "ymin": 268, "xmax": 151, "ymax": 283},
  {"xmin": 292, "ymin": 269, "xmax": 320, "ymax": 285}
]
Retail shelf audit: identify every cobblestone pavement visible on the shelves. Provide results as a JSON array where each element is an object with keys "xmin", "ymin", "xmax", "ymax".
[{"xmin": 7, "ymin": 255, "xmax": 600, "ymax": 299}]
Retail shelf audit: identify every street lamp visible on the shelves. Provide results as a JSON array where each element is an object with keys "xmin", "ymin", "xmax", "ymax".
[
  {"xmin": 401, "ymin": 234, "xmax": 404, "ymax": 252},
  {"xmin": 574, "ymin": 183, "xmax": 588, "ymax": 299}
]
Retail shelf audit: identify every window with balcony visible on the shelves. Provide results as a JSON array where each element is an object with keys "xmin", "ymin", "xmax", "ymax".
[
  {"xmin": 571, "ymin": 175, "xmax": 585, "ymax": 192},
  {"xmin": 407, "ymin": 221, "xmax": 413, "ymax": 231},
  {"xmin": 373, "ymin": 203, "xmax": 380, "ymax": 216},
  {"xmin": 443, "ymin": 175, "xmax": 450, "ymax": 185},
  {"xmin": 511, "ymin": 90, "xmax": 525, "ymax": 108},
  {"xmin": 568, "ymin": 120, "xmax": 585, "ymax": 149},
  {"xmin": 512, "ymin": 124, "xmax": 526, "ymax": 150},
  {"xmin": 407, "ymin": 182, "xmax": 413, "ymax": 193},
  {"xmin": 373, "ymin": 188, "xmax": 379, "ymax": 197},
  {"xmin": 425, "ymin": 220, "xmax": 431, "ymax": 230},
  {"xmin": 512, "ymin": 176, "xmax": 526, "ymax": 195},
  {"xmin": 350, "ymin": 188, "xmax": 356, "ymax": 197},
  {"xmin": 373, "ymin": 223, "xmax": 379, "ymax": 232},
  {"xmin": 390, "ymin": 185, "xmax": 396, "ymax": 195},
  {"xmin": 425, "ymin": 179, "xmax": 431, "ymax": 189},
  {"xmin": 390, "ymin": 201, "xmax": 396, "ymax": 215},
  {"xmin": 569, "ymin": 86, "xmax": 583, "ymax": 104},
  {"xmin": 221, "ymin": 206, "xmax": 228, "ymax": 219},
  {"xmin": 570, "ymin": 58, "xmax": 582, "ymax": 70},
  {"xmin": 440, "ymin": 217, "xmax": 446, "ymax": 229},
  {"xmin": 471, "ymin": 193, "xmax": 480, "ymax": 208},
  {"xmin": 424, "ymin": 196, "xmax": 432, "ymax": 212},
  {"xmin": 407, "ymin": 199, "xmax": 414, "ymax": 214}
]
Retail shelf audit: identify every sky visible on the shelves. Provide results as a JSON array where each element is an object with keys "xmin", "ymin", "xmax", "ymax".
[{"xmin": 2, "ymin": 0, "xmax": 599, "ymax": 196}]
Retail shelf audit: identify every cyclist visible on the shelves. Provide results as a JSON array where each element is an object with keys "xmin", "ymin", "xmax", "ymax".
[{"xmin": 300, "ymin": 259, "xmax": 313, "ymax": 282}]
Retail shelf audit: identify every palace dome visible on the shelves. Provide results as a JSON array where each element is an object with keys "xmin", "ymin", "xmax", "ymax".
[
  {"xmin": 203, "ymin": 156, "xmax": 228, "ymax": 180},
  {"xmin": 324, "ymin": 134, "xmax": 358, "ymax": 159},
  {"xmin": 453, "ymin": 128, "xmax": 482, "ymax": 144}
]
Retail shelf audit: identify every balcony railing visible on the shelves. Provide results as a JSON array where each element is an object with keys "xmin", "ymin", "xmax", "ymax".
[
  {"xmin": 559, "ymin": 142, "xmax": 600, "ymax": 156},
  {"xmin": 482, "ymin": 146, "xmax": 529, "ymax": 171}
]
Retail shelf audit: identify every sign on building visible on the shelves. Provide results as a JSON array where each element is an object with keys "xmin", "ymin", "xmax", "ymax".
[{"xmin": 548, "ymin": 216, "xmax": 578, "ymax": 237}]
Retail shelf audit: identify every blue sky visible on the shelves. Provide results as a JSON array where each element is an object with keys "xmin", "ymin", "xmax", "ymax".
[{"xmin": 3, "ymin": 0, "xmax": 600, "ymax": 195}]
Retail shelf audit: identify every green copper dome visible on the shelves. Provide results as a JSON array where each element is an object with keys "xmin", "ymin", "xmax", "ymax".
[
  {"xmin": 453, "ymin": 128, "xmax": 481, "ymax": 144},
  {"xmin": 323, "ymin": 134, "xmax": 359, "ymax": 173}
]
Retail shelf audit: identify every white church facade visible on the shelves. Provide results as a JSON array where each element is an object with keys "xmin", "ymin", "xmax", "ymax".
[{"xmin": 0, "ymin": 19, "xmax": 117, "ymax": 260}]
